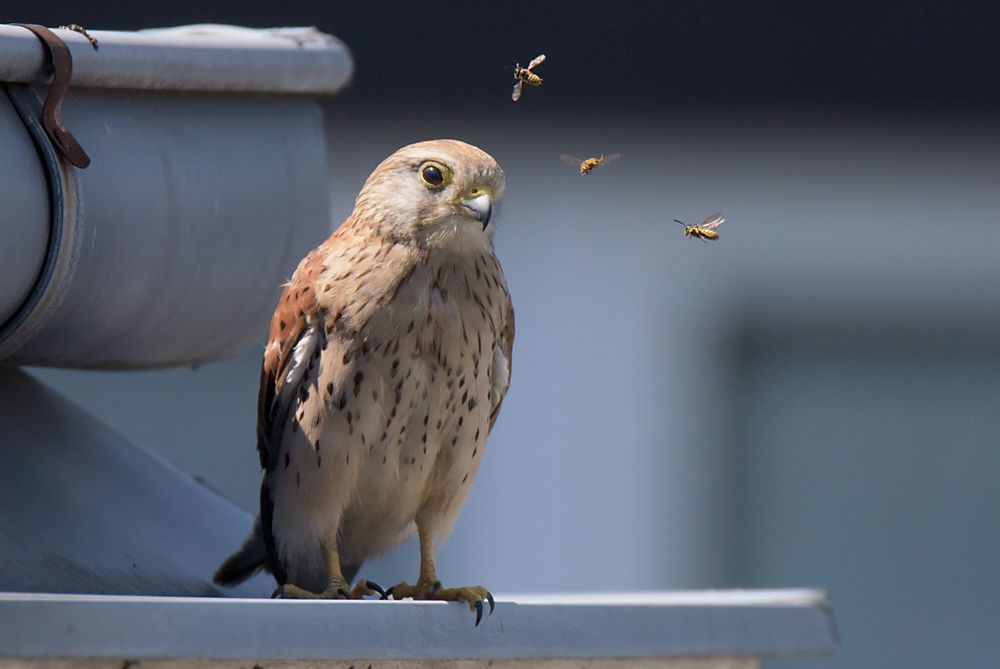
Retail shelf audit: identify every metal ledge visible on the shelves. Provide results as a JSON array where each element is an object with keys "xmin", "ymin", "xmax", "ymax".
[
  {"xmin": 0, "ymin": 590, "xmax": 836, "ymax": 664},
  {"xmin": 0, "ymin": 24, "xmax": 352, "ymax": 94}
]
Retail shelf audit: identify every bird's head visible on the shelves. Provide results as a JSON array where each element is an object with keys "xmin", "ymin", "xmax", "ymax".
[{"xmin": 352, "ymin": 139, "xmax": 506, "ymax": 250}]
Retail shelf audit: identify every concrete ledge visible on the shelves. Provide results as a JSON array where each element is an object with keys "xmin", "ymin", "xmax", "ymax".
[{"xmin": 0, "ymin": 589, "xmax": 836, "ymax": 666}]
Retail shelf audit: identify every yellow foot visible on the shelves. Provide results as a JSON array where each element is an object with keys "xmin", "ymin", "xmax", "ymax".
[
  {"xmin": 271, "ymin": 579, "xmax": 386, "ymax": 600},
  {"xmin": 387, "ymin": 580, "xmax": 495, "ymax": 626}
]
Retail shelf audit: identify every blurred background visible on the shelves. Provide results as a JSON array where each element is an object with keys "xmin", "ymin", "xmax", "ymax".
[{"xmin": 7, "ymin": 1, "xmax": 1000, "ymax": 667}]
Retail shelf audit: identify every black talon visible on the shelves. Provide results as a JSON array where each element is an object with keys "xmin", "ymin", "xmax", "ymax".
[
  {"xmin": 270, "ymin": 586, "xmax": 283, "ymax": 599},
  {"xmin": 366, "ymin": 580, "xmax": 388, "ymax": 599},
  {"xmin": 474, "ymin": 599, "xmax": 484, "ymax": 627},
  {"xmin": 432, "ymin": 580, "xmax": 442, "ymax": 593},
  {"xmin": 385, "ymin": 586, "xmax": 395, "ymax": 598},
  {"xmin": 337, "ymin": 587, "xmax": 351, "ymax": 599},
  {"xmin": 487, "ymin": 591, "xmax": 495, "ymax": 615}
]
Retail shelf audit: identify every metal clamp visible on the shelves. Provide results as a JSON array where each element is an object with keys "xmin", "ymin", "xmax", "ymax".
[{"xmin": 13, "ymin": 23, "xmax": 91, "ymax": 168}]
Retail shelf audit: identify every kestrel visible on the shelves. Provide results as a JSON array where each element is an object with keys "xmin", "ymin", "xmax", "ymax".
[{"xmin": 215, "ymin": 140, "xmax": 513, "ymax": 624}]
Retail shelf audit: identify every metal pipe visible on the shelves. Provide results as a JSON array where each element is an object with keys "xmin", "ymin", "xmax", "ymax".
[
  {"xmin": 0, "ymin": 87, "xmax": 333, "ymax": 369},
  {"xmin": 0, "ymin": 94, "xmax": 49, "ymax": 327},
  {"xmin": 0, "ymin": 24, "xmax": 352, "ymax": 94},
  {"xmin": 0, "ymin": 24, "xmax": 351, "ymax": 369}
]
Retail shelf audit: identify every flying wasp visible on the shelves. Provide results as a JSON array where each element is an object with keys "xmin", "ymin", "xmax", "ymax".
[
  {"xmin": 675, "ymin": 213, "xmax": 726, "ymax": 242},
  {"xmin": 561, "ymin": 152, "xmax": 620, "ymax": 176},
  {"xmin": 512, "ymin": 54, "xmax": 546, "ymax": 102}
]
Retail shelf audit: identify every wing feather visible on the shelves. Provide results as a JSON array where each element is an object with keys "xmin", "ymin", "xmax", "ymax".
[
  {"xmin": 256, "ymin": 248, "xmax": 325, "ymax": 469},
  {"xmin": 488, "ymin": 291, "xmax": 515, "ymax": 432},
  {"xmin": 255, "ymin": 231, "xmax": 421, "ymax": 469}
]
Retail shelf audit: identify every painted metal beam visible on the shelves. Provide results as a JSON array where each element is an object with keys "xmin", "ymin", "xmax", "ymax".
[
  {"xmin": 0, "ymin": 590, "xmax": 836, "ymax": 663},
  {"xmin": 0, "ymin": 24, "xmax": 352, "ymax": 94}
]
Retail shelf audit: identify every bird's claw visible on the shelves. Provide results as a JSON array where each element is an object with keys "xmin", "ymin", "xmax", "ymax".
[
  {"xmin": 355, "ymin": 579, "xmax": 388, "ymax": 600},
  {"xmin": 388, "ymin": 580, "xmax": 495, "ymax": 625},
  {"xmin": 270, "ymin": 580, "xmax": 385, "ymax": 600},
  {"xmin": 270, "ymin": 583, "xmax": 321, "ymax": 599},
  {"xmin": 475, "ymin": 590, "xmax": 496, "ymax": 626}
]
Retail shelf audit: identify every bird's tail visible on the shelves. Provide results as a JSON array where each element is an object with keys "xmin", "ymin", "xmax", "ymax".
[{"xmin": 213, "ymin": 517, "xmax": 269, "ymax": 586}]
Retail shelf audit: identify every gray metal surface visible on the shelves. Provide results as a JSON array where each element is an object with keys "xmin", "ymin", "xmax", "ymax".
[
  {"xmin": 0, "ymin": 590, "xmax": 835, "ymax": 662},
  {"xmin": 0, "ymin": 86, "xmax": 330, "ymax": 369},
  {"xmin": 0, "ymin": 660, "xmax": 759, "ymax": 669},
  {"xmin": 0, "ymin": 94, "xmax": 48, "ymax": 326},
  {"xmin": 0, "ymin": 24, "xmax": 352, "ymax": 94},
  {"xmin": 0, "ymin": 368, "xmax": 272, "ymax": 597}
]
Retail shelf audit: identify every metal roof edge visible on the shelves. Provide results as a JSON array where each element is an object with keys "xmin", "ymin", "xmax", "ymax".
[
  {"xmin": 0, "ymin": 23, "xmax": 353, "ymax": 94},
  {"xmin": 0, "ymin": 589, "xmax": 838, "ymax": 661}
]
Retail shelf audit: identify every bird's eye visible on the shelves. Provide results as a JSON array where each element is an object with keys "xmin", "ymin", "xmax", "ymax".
[
  {"xmin": 422, "ymin": 165, "xmax": 443, "ymax": 185},
  {"xmin": 419, "ymin": 162, "xmax": 448, "ymax": 189}
]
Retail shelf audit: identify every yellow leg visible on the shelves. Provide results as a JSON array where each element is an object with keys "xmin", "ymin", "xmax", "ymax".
[
  {"xmin": 387, "ymin": 524, "xmax": 495, "ymax": 625},
  {"xmin": 272, "ymin": 536, "xmax": 385, "ymax": 600},
  {"xmin": 418, "ymin": 524, "xmax": 438, "ymax": 585}
]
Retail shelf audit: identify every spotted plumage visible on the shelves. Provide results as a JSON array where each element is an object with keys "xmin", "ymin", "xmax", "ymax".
[{"xmin": 215, "ymin": 140, "xmax": 513, "ymax": 622}]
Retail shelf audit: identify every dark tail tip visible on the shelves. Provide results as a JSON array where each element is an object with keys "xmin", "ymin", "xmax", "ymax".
[
  {"xmin": 213, "ymin": 520, "xmax": 268, "ymax": 586},
  {"xmin": 213, "ymin": 550, "xmax": 264, "ymax": 586}
]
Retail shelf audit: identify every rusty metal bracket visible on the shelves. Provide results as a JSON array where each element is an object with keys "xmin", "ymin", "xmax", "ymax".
[{"xmin": 12, "ymin": 23, "xmax": 91, "ymax": 168}]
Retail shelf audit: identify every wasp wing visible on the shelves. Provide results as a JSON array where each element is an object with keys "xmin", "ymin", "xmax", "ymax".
[
  {"xmin": 527, "ymin": 53, "xmax": 546, "ymax": 69},
  {"xmin": 560, "ymin": 153, "xmax": 582, "ymax": 166},
  {"xmin": 602, "ymin": 152, "xmax": 622, "ymax": 165},
  {"xmin": 512, "ymin": 80, "xmax": 523, "ymax": 101},
  {"xmin": 700, "ymin": 213, "xmax": 726, "ymax": 230}
]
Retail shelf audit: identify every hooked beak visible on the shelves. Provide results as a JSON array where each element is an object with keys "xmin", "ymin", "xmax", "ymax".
[{"xmin": 461, "ymin": 192, "xmax": 493, "ymax": 230}]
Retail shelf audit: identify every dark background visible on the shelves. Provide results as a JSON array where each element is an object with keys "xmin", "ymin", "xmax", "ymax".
[{"xmin": 6, "ymin": 0, "xmax": 1000, "ymax": 112}]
